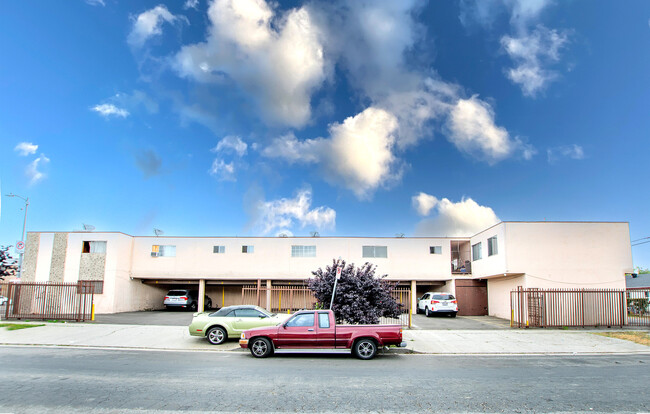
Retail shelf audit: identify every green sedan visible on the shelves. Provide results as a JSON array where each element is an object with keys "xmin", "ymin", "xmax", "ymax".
[{"xmin": 189, "ymin": 305, "xmax": 291, "ymax": 345}]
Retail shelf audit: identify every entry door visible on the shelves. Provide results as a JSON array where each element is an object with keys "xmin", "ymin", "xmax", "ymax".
[{"xmin": 455, "ymin": 279, "xmax": 488, "ymax": 316}]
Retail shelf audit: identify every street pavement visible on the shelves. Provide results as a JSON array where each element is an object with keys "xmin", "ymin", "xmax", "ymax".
[{"xmin": 0, "ymin": 318, "xmax": 648, "ymax": 355}]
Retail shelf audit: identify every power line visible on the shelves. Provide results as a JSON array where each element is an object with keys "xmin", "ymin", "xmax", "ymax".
[
  {"xmin": 632, "ymin": 240, "xmax": 650, "ymax": 247},
  {"xmin": 631, "ymin": 236, "xmax": 650, "ymax": 242}
]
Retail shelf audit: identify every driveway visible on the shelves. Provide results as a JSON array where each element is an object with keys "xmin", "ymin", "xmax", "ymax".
[
  {"xmin": 411, "ymin": 314, "xmax": 510, "ymax": 330},
  {"xmin": 94, "ymin": 310, "xmax": 511, "ymax": 330},
  {"xmin": 94, "ymin": 310, "xmax": 196, "ymax": 326}
]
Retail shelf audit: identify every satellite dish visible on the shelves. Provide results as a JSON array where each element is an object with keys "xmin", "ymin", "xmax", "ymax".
[
  {"xmin": 278, "ymin": 233, "xmax": 288, "ymax": 238},
  {"xmin": 310, "ymin": 231, "xmax": 320, "ymax": 237},
  {"xmin": 83, "ymin": 224, "xmax": 95, "ymax": 231},
  {"xmin": 153, "ymin": 228, "xmax": 164, "ymax": 237},
  {"xmin": 395, "ymin": 233, "xmax": 405, "ymax": 238}
]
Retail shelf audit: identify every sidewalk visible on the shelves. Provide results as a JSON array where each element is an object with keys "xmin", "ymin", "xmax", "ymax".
[{"xmin": 1, "ymin": 322, "xmax": 648, "ymax": 355}]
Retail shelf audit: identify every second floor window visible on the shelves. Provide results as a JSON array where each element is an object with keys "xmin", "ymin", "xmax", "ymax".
[
  {"xmin": 487, "ymin": 236, "xmax": 498, "ymax": 256},
  {"xmin": 213, "ymin": 246, "xmax": 225, "ymax": 254},
  {"xmin": 362, "ymin": 245, "xmax": 388, "ymax": 258},
  {"xmin": 291, "ymin": 245, "xmax": 316, "ymax": 257},
  {"xmin": 82, "ymin": 241, "xmax": 107, "ymax": 254},
  {"xmin": 242, "ymin": 245, "xmax": 254, "ymax": 253},
  {"xmin": 472, "ymin": 242, "xmax": 482, "ymax": 261},
  {"xmin": 429, "ymin": 246, "xmax": 442, "ymax": 254},
  {"xmin": 152, "ymin": 245, "xmax": 176, "ymax": 257}
]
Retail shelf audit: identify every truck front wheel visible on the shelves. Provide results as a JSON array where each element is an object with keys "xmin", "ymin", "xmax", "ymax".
[
  {"xmin": 250, "ymin": 337, "xmax": 273, "ymax": 358},
  {"xmin": 353, "ymin": 338, "xmax": 377, "ymax": 360}
]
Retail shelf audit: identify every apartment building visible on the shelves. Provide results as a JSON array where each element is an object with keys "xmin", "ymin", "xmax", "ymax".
[{"xmin": 19, "ymin": 221, "xmax": 633, "ymax": 319}]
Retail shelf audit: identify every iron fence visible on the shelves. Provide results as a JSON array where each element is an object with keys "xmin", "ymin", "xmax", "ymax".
[
  {"xmin": 241, "ymin": 284, "xmax": 412, "ymax": 328},
  {"xmin": 510, "ymin": 287, "xmax": 626, "ymax": 328},
  {"xmin": 1, "ymin": 281, "xmax": 94, "ymax": 322},
  {"xmin": 626, "ymin": 288, "xmax": 650, "ymax": 326}
]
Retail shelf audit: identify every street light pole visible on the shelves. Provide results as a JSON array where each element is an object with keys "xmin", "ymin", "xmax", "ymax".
[{"xmin": 5, "ymin": 193, "xmax": 29, "ymax": 279}]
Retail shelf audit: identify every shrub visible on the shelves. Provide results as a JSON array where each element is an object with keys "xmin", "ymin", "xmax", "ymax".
[{"xmin": 308, "ymin": 259, "xmax": 401, "ymax": 324}]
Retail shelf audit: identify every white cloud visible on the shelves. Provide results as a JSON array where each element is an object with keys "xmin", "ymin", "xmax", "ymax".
[
  {"xmin": 174, "ymin": 0, "xmax": 327, "ymax": 127},
  {"xmin": 547, "ymin": 144, "xmax": 585, "ymax": 163},
  {"xmin": 85, "ymin": 0, "xmax": 105, "ymax": 6},
  {"xmin": 412, "ymin": 192, "xmax": 438, "ymax": 217},
  {"xmin": 212, "ymin": 135, "xmax": 247, "ymax": 157},
  {"xmin": 184, "ymin": 0, "xmax": 199, "ymax": 10},
  {"xmin": 14, "ymin": 142, "xmax": 38, "ymax": 156},
  {"xmin": 128, "ymin": 5, "xmax": 186, "ymax": 48},
  {"xmin": 26, "ymin": 154, "xmax": 50, "ymax": 185},
  {"xmin": 414, "ymin": 196, "xmax": 500, "ymax": 237},
  {"xmin": 253, "ymin": 189, "xmax": 336, "ymax": 235},
  {"xmin": 263, "ymin": 107, "xmax": 401, "ymax": 199},
  {"xmin": 208, "ymin": 159, "xmax": 236, "ymax": 181},
  {"xmin": 91, "ymin": 103, "xmax": 129, "ymax": 118},
  {"xmin": 446, "ymin": 96, "xmax": 530, "ymax": 164},
  {"xmin": 501, "ymin": 26, "xmax": 568, "ymax": 97}
]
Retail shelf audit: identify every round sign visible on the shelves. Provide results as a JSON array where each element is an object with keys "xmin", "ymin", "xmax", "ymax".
[
  {"xmin": 16, "ymin": 241, "xmax": 25, "ymax": 252},
  {"xmin": 336, "ymin": 266, "xmax": 342, "ymax": 279}
]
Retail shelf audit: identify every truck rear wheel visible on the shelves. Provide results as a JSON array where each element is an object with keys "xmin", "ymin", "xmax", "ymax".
[
  {"xmin": 250, "ymin": 337, "xmax": 273, "ymax": 358},
  {"xmin": 353, "ymin": 338, "xmax": 377, "ymax": 360}
]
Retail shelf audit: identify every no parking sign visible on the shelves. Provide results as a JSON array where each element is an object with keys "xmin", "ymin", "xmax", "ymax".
[{"xmin": 16, "ymin": 241, "xmax": 25, "ymax": 253}]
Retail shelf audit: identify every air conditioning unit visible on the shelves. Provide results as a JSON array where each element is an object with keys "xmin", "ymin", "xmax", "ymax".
[{"xmin": 151, "ymin": 252, "xmax": 160, "ymax": 257}]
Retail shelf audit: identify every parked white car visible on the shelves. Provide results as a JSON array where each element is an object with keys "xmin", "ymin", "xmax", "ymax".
[{"xmin": 416, "ymin": 292, "xmax": 458, "ymax": 317}]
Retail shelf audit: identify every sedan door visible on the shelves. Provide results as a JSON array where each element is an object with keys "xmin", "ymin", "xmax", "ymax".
[
  {"xmin": 274, "ymin": 312, "xmax": 318, "ymax": 348},
  {"xmin": 231, "ymin": 308, "xmax": 270, "ymax": 332}
]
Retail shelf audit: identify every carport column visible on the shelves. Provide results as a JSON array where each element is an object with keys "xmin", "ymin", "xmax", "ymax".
[
  {"xmin": 411, "ymin": 280, "xmax": 417, "ymax": 315},
  {"xmin": 266, "ymin": 280, "xmax": 272, "ymax": 311},
  {"xmin": 198, "ymin": 279, "xmax": 206, "ymax": 312}
]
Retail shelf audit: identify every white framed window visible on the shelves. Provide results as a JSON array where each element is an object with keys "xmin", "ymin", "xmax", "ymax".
[
  {"xmin": 291, "ymin": 245, "xmax": 316, "ymax": 257},
  {"xmin": 152, "ymin": 245, "xmax": 176, "ymax": 257},
  {"xmin": 82, "ymin": 241, "xmax": 107, "ymax": 254},
  {"xmin": 242, "ymin": 245, "xmax": 254, "ymax": 253},
  {"xmin": 362, "ymin": 246, "xmax": 388, "ymax": 258},
  {"xmin": 472, "ymin": 242, "xmax": 482, "ymax": 261},
  {"xmin": 487, "ymin": 236, "xmax": 498, "ymax": 256},
  {"xmin": 213, "ymin": 246, "xmax": 225, "ymax": 254},
  {"xmin": 429, "ymin": 246, "xmax": 442, "ymax": 254}
]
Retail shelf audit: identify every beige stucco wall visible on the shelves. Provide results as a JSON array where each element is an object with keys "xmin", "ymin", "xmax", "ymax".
[
  {"xmin": 21, "ymin": 233, "xmax": 40, "ymax": 282},
  {"xmin": 470, "ymin": 223, "xmax": 507, "ymax": 277},
  {"xmin": 49, "ymin": 233, "xmax": 68, "ymax": 282},
  {"xmin": 487, "ymin": 275, "xmax": 527, "ymax": 320},
  {"xmin": 503, "ymin": 222, "xmax": 632, "ymax": 289},
  {"xmin": 129, "ymin": 236, "xmax": 459, "ymax": 281},
  {"xmin": 34, "ymin": 233, "xmax": 54, "ymax": 282}
]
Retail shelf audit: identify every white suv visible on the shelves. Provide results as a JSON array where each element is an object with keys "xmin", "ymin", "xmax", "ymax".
[{"xmin": 417, "ymin": 292, "xmax": 458, "ymax": 317}]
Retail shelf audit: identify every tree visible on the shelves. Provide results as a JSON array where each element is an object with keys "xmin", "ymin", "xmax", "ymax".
[
  {"xmin": 634, "ymin": 266, "xmax": 649, "ymax": 275},
  {"xmin": 0, "ymin": 246, "xmax": 18, "ymax": 280},
  {"xmin": 308, "ymin": 259, "xmax": 402, "ymax": 324}
]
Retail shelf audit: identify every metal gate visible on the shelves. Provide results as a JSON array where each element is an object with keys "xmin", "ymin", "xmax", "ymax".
[
  {"xmin": 511, "ymin": 287, "xmax": 626, "ymax": 328},
  {"xmin": 1, "ymin": 282, "xmax": 94, "ymax": 322},
  {"xmin": 626, "ymin": 288, "xmax": 650, "ymax": 326}
]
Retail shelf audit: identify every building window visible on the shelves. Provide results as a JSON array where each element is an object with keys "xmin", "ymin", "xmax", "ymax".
[
  {"xmin": 362, "ymin": 246, "xmax": 388, "ymax": 258},
  {"xmin": 242, "ymin": 245, "xmax": 254, "ymax": 253},
  {"xmin": 429, "ymin": 246, "xmax": 442, "ymax": 255},
  {"xmin": 472, "ymin": 242, "xmax": 482, "ymax": 261},
  {"xmin": 213, "ymin": 246, "xmax": 225, "ymax": 254},
  {"xmin": 152, "ymin": 245, "xmax": 176, "ymax": 257},
  {"xmin": 82, "ymin": 241, "xmax": 107, "ymax": 254},
  {"xmin": 78, "ymin": 280, "xmax": 103, "ymax": 294},
  {"xmin": 487, "ymin": 236, "xmax": 498, "ymax": 256},
  {"xmin": 291, "ymin": 245, "xmax": 316, "ymax": 257}
]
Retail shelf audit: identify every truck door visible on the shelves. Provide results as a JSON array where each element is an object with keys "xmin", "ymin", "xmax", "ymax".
[{"xmin": 275, "ymin": 312, "xmax": 319, "ymax": 348}]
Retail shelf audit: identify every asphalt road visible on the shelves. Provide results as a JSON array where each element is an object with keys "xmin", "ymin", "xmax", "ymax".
[{"xmin": 1, "ymin": 347, "xmax": 648, "ymax": 413}]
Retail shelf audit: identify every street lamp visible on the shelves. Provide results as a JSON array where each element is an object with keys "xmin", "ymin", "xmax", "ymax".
[{"xmin": 5, "ymin": 193, "xmax": 29, "ymax": 279}]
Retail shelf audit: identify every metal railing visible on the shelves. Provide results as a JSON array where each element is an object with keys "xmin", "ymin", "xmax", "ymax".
[
  {"xmin": 1, "ymin": 282, "xmax": 94, "ymax": 322},
  {"xmin": 510, "ymin": 287, "xmax": 626, "ymax": 328},
  {"xmin": 241, "ymin": 284, "xmax": 412, "ymax": 328},
  {"xmin": 626, "ymin": 288, "xmax": 650, "ymax": 326}
]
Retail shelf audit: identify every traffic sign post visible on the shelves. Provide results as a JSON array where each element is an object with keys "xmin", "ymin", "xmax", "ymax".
[
  {"xmin": 330, "ymin": 265, "xmax": 342, "ymax": 310},
  {"xmin": 16, "ymin": 241, "xmax": 25, "ymax": 253}
]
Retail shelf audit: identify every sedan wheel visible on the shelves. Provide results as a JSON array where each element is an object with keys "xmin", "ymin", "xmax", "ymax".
[
  {"xmin": 425, "ymin": 307, "xmax": 432, "ymax": 317},
  {"xmin": 354, "ymin": 339, "xmax": 377, "ymax": 360},
  {"xmin": 250, "ymin": 337, "xmax": 273, "ymax": 358},
  {"xmin": 207, "ymin": 327, "xmax": 227, "ymax": 345}
]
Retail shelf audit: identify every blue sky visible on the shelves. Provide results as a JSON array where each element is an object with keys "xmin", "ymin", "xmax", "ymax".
[{"xmin": 1, "ymin": 0, "xmax": 649, "ymax": 268}]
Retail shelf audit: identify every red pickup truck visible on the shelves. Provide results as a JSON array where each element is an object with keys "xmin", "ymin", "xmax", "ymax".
[{"xmin": 239, "ymin": 309, "xmax": 406, "ymax": 360}]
